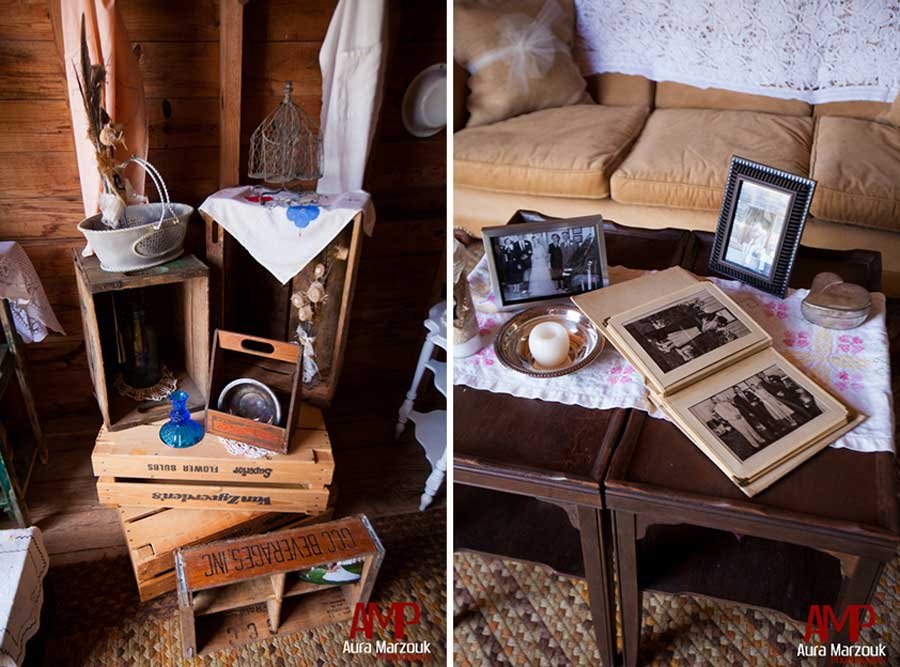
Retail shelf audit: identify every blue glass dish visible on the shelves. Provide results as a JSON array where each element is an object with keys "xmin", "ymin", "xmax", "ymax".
[{"xmin": 159, "ymin": 390, "xmax": 204, "ymax": 448}]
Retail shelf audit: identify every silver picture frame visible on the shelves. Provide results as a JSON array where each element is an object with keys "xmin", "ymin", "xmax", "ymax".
[{"xmin": 481, "ymin": 211, "xmax": 609, "ymax": 311}]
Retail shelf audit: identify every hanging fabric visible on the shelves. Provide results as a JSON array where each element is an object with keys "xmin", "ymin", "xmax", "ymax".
[
  {"xmin": 317, "ymin": 0, "xmax": 388, "ymax": 194},
  {"xmin": 61, "ymin": 0, "xmax": 148, "ymax": 217}
]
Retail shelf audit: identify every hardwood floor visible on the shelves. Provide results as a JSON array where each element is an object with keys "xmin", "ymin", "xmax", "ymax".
[{"xmin": 1, "ymin": 374, "xmax": 444, "ymax": 566}]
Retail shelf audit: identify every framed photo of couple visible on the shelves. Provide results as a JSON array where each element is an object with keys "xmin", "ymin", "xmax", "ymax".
[
  {"xmin": 481, "ymin": 214, "xmax": 609, "ymax": 311},
  {"xmin": 709, "ymin": 156, "xmax": 816, "ymax": 298}
]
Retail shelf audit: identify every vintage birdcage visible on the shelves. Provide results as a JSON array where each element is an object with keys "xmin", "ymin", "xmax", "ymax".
[{"xmin": 248, "ymin": 81, "xmax": 324, "ymax": 188}]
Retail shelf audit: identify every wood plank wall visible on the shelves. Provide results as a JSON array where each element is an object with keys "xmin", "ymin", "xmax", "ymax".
[{"xmin": 0, "ymin": 0, "xmax": 445, "ymax": 427}]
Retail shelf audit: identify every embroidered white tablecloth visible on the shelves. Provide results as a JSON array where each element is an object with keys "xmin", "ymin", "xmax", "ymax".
[
  {"xmin": 454, "ymin": 260, "xmax": 894, "ymax": 454},
  {"xmin": 573, "ymin": 0, "xmax": 900, "ymax": 104},
  {"xmin": 199, "ymin": 187, "xmax": 375, "ymax": 284},
  {"xmin": 0, "ymin": 242, "xmax": 65, "ymax": 344},
  {"xmin": 0, "ymin": 528, "xmax": 48, "ymax": 667}
]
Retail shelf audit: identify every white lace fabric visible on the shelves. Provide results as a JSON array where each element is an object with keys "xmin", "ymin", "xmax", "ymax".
[
  {"xmin": 574, "ymin": 0, "xmax": 900, "ymax": 104},
  {"xmin": 454, "ymin": 260, "xmax": 894, "ymax": 455},
  {"xmin": 0, "ymin": 242, "xmax": 65, "ymax": 343}
]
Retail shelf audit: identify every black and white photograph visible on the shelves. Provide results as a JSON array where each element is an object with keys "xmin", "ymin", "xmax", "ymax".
[
  {"xmin": 483, "ymin": 217, "xmax": 608, "ymax": 309},
  {"xmin": 723, "ymin": 180, "xmax": 792, "ymax": 278},
  {"xmin": 689, "ymin": 365, "xmax": 823, "ymax": 460},
  {"xmin": 622, "ymin": 289, "xmax": 751, "ymax": 374}
]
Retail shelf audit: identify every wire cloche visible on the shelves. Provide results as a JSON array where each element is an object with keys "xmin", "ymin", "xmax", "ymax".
[{"xmin": 248, "ymin": 81, "xmax": 324, "ymax": 186}]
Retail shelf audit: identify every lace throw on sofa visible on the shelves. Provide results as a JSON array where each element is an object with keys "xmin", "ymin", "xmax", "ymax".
[{"xmin": 574, "ymin": 0, "xmax": 900, "ymax": 104}]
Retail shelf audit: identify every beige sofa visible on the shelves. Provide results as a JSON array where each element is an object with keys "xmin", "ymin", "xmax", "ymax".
[{"xmin": 454, "ymin": 68, "xmax": 900, "ymax": 293}]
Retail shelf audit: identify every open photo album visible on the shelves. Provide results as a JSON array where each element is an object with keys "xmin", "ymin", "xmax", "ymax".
[{"xmin": 573, "ymin": 267, "xmax": 864, "ymax": 496}]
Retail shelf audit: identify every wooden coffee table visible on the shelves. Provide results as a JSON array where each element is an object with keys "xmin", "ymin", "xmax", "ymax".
[
  {"xmin": 607, "ymin": 234, "xmax": 898, "ymax": 667},
  {"xmin": 454, "ymin": 223, "xmax": 691, "ymax": 666}
]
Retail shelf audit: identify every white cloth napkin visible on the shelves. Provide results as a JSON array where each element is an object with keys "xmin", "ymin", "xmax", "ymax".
[
  {"xmin": 199, "ymin": 187, "xmax": 374, "ymax": 284},
  {"xmin": 0, "ymin": 528, "xmax": 48, "ymax": 667},
  {"xmin": 454, "ymin": 259, "xmax": 895, "ymax": 454},
  {"xmin": 0, "ymin": 242, "xmax": 65, "ymax": 344}
]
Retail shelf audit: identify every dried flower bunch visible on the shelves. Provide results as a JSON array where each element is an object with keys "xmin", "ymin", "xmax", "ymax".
[{"xmin": 73, "ymin": 14, "xmax": 129, "ymax": 226}]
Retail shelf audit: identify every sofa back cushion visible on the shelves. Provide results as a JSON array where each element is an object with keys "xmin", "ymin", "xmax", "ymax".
[
  {"xmin": 454, "ymin": 0, "xmax": 591, "ymax": 128},
  {"xmin": 655, "ymin": 81, "xmax": 812, "ymax": 116},
  {"xmin": 585, "ymin": 72, "xmax": 655, "ymax": 107}
]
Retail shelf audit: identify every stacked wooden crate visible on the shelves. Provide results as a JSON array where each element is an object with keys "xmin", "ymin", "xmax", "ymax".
[{"xmin": 91, "ymin": 406, "xmax": 336, "ymax": 600}]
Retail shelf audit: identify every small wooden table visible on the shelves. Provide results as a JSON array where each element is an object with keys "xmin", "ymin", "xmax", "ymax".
[
  {"xmin": 454, "ymin": 222, "xmax": 692, "ymax": 666},
  {"xmin": 607, "ymin": 236, "xmax": 898, "ymax": 667}
]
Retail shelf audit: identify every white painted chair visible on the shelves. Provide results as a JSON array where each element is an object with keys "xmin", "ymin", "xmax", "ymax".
[{"xmin": 396, "ymin": 302, "xmax": 447, "ymax": 511}]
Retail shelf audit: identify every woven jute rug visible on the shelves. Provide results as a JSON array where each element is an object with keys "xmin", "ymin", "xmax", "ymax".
[
  {"xmin": 36, "ymin": 510, "xmax": 446, "ymax": 666},
  {"xmin": 453, "ymin": 550, "xmax": 900, "ymax": 666}
]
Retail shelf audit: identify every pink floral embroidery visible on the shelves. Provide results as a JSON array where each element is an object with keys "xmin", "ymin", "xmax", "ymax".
[
  {"xmin": 608, "ymin": 365, "xmax": 634, "ymax": 385},
  {"xmin": 478, "ymin": 318, "xmax": 497, "ymax": 336},
  {"xmin": 833, "ymin": 370, "xmax": 864, "ymax": 392},
  {"xmin": 765, "ymin": 301, "xmax": 788, "ymax": 320},
  {"xmin": 472, "ymin": 346, "xmax": 494, "ymax": 366},
  {"xmin": 837, "ymin": 335, "xmax": 864, "ymax": 354},
  {"xmin": 783, "ymin": 331, "xmax": 810, "ymax": 348}
]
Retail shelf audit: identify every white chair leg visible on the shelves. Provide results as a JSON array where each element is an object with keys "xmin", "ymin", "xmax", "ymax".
[
  {"xmin": 396, "ymin": 333, "xmax": 436, "ymax": 438},
  {"xmin": 419, "ymin": 449, "xmax": 446, "ymax": 511}
]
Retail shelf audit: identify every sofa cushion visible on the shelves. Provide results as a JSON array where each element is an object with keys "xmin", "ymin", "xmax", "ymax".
[
  {"xmin": 454, "ymin": 104, "xmax": 648, "ymax": 199},
  {"xmin": 810, "ymin": 116, "xmax": 900, "ymax": 231},
  {"xmin": 610, "ymin": 109, "xmax": 814, "ymax": 211},
  {"xmin": 454, "ymin": 0, "xmax": 591, "ymax": 128},
  {"xmin": 655, "ymin": 82, "xmax": 812, "ymax": 117}
]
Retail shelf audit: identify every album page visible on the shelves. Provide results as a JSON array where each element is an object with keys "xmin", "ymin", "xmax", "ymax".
[
  {"xmin": 605, "ymin": 282, "xmax": 771, "ymax": 395},
  {"xmin": 661, "ymin": 347, "xmax": 849, "ymax": 490}
]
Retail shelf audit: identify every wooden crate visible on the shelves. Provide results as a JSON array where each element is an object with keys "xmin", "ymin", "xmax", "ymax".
[
  {"xmin": 93, "ymin": 406, "xmax": 333, "ymax": 513},
  {"xmin": 120, "ymin": 505, "xmax": 333, "ymax": 602},
  {"xmin": 202, "ymin": 212, "xmax": 364, "ymax": 408},
  {"xmin": 73, "ymin": 253, "xmax": 210, "ymax": 431},
  {"xmin": 206, "ymin": 330, "xmax": 302, "ymax": 454},
  {"xmin": 175, "ymin": 514, "xmax": 384, "ymax": 657}
]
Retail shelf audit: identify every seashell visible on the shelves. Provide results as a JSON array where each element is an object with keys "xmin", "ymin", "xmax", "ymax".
[
  {"xmin": 335, "ymin": 245, "xmax": 349, "ymax": 261},
  {"xmin": 99, "ymin": 123, "xmax": 124, "ymax": 147},
  {"xmin": 296, "ymin": 304, "xmax": 314, "ymax": 322},
  {"xmin": 290, "ymin": 291, "xmax": 306, "ymax": 308},
  {"xmin": 314, "ymin": 263, "xmax": 326, "ymax": 279},
  {"xmin": 306, "ymin": 281, "xmax": 326, "ymax": 303}
]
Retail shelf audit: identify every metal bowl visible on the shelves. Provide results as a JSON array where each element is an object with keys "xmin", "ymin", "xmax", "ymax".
[
  {"xmin": 216, "ymin": 378, "xmax": 282, "ymax": 425},
  {"xmin": 494, "ymin": 304, "xmax": 604, "ymax": 378}
]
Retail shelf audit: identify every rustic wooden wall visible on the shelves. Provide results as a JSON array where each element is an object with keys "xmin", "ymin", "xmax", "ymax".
[{"xmin": 0, "ymin": 0, "xmax": 445, "ymax": 428}]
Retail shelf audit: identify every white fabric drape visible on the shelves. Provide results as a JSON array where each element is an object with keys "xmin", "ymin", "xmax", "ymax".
[
  {"xmin": 574, "ymin": 0, "xmax": 900, "ymax": 104},
  {"xmin": 317, "ymin": 0, "xmax": 388, "ymax": 194}
]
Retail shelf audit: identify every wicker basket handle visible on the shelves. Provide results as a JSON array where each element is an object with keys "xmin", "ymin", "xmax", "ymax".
[{"xmin": 125, "ymin": 156, "xmax": 176, "ymax": 228}]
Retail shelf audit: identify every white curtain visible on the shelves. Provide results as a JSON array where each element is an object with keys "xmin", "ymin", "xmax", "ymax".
[{"xmin": 317, "ymin": 0, "xmax": 388, "ymax": 194}]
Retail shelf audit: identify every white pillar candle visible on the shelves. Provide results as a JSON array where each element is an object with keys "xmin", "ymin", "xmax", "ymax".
[{"xmin": 528, "ymin": 321, "xmax": 570, "ymax": 368}]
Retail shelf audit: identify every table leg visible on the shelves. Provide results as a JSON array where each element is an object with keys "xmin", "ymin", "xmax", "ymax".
[
  {"xmin": 0, "ymin": 300, "xmax": 45, "ymax": 463},
  {"xmin": 419, "ymin": 448, "xmax": 446, "ymax": 511},
  {"xmin": 614, "ymin": 510, "xmax": 642, "ymax": 667},
  {"xmin": 577, "ymin": 506, "xmax": 618, "ymax": 667},
  {"xmin": 819, "ymin": 556, "xmax": 885, "ymax": 667}
]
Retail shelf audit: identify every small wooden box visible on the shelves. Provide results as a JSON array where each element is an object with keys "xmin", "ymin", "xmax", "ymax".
[
  {"xmin": 73, "ymin": 253, "xmax": 210, "ymax": 431},
  {"xmin": 206, "ymin": 330, "xmax": 302, "ymax": 454},
  {"xmin": 93, "ymin": 405, "xmax": 333, "ymax": 513},
  {"xmin": 119, "ymin": 505, "xmax": 332, "ymax": 602},
  {"xmin": 175, "ymin": 514, "xmax": 384, "ymax": 658}
]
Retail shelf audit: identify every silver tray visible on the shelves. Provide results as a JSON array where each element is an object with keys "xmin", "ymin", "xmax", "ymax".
[{"xmin": 494, "ymin": 304, "xmax": 604, "ymax": 378}]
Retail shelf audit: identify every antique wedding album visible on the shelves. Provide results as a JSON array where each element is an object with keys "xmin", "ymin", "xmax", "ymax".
[{"xmin": 573, "ymin": 267, "xmax": 864, "ymax": 497}]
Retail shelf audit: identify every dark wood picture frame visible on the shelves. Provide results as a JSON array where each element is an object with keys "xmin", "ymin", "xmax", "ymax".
[
  {"xmin": 482, "ymin": 214, "xmax": 609, "ymax": 311},
  {"xmin": 709, "ymin": 156, "xmax": 816, "ymax": 298}
]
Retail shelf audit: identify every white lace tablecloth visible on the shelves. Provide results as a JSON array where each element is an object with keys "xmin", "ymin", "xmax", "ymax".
[
  {"xmin": 454, "ymin": 261, "xmax": 894, "ymax": 454},
  {"xmin": 0, "ymin": 242, "xmax": 65, "ymax": 344},
  {"xmin": 0, "ymin": 528, "xmax": 48, "ymax": 667},
  {"xmin": 199, "ymin": 187, "xmax": 375, "ymax": 284},
  {"xmin": 573, "ymin": 0, "xmax": 900, "ymax": 104}
]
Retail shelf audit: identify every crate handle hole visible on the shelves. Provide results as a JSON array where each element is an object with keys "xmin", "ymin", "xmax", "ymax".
[{"xmin": 241, "ymin": 339, "xmax": 276, "ymax": 355}]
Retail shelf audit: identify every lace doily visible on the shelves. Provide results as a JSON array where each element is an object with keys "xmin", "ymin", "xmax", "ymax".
[
  {"xmin": 114, "ymin": 366, "xmax": 177, "ymax": 401},
  {"xmin": 574, "ymin": 0, "xmax": 900, "ymax": 104},
  {"xmin": 0, "ymin": 242, "xmax": 65, "ymax": 343},
  {"xmin": 218, "ymin": 436, "xmax": 278, "ymax": 460}
]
